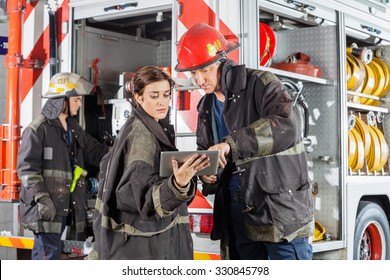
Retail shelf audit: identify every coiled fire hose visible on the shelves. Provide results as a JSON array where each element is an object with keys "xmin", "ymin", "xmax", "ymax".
[
  {"xmin": 346, "ymin": 47, "xmax": 390, "ymax": 106},
  {"xmin": 348, "ymin": 114, "xmax": 389, "ymax": 172}
]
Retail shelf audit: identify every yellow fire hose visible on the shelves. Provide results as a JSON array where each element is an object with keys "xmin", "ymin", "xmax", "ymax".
[
  {"xmin": 346, "ymin": 48, "xmax": 390, "ymax": 107},
  {"xmin": 370, "ymin": 125, "xmax": 389, "ymax": 171},
  {"xmin": 351, "ymin": 127, "xmax": 365, "ymax": 171},
  {"xmin": 364, "ymin": 59, "xmax": 386, "ymax": 106},
  {"xmin": 367, "ymin": 125, "xmax": 382, "ymax": 172},
  {"xmin": 348, "ymin": 115, "xmax": 389, "ymax": 173},
  {"xmin": 355, "ymin": 115, "xmax": 371, "ymax": 157},
  {"xmin": 373, "ymin": 57, "xmax": 390, "ymax": 97},
  {"xmin": 360, "ymin": 62, "xmax": 375, "ymax": 104},
  {"xmin": 348, "ymin": 129, "xmax": 357, "ymax": 168},
  {"xmin": 347, "ymin": 53, "xmax": 365, "ymax": 93}
]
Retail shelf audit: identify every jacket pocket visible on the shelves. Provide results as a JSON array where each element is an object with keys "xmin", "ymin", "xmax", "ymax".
[
  {"xmin": 264, "ymin": 184, "xmax": 313, "ymax": 225},
  {"xmin": 244, "ymin": 183, "xmax": 313, "ymax": 241},
  {"xmin": 244, "ymin": 152, "xmax": 309, "ymax": 194},
  {"xmin": 20, "ymin": 186, "xmax": 39, "ymax": 229}
]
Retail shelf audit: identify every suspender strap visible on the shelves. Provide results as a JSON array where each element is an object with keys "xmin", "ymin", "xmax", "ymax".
[{"xmin": 211, "ymin": 103, "xmax": 219, "ymax": 145}]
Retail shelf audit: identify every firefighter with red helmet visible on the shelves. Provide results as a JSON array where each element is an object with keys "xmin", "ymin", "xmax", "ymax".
[
  {"xmin": 17, "ymin": 73, "xmax": 110, "ymax": 260},
  {"xmin": 176, "ymin": 23, "xmax": 314, "ymax": 260}
]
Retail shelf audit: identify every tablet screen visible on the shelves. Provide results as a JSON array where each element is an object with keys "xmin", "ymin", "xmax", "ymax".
[{"xmin": 159, "ymin": 150, "xmax": 220, "ymax": 177}]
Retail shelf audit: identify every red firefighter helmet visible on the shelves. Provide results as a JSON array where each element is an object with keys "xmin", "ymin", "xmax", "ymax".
[{"xmin": 175, "ymin": 23, "xmax": 240, "ymax": 72}]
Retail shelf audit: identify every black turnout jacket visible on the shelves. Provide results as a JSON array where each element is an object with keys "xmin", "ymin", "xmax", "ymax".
[
  {"xmin": 196, "ymin": 60, "xmax": 314, "ymax": 259},
  {"xmin": 91, "ymin": 106, "xmax": 196, "ymax": 260}
]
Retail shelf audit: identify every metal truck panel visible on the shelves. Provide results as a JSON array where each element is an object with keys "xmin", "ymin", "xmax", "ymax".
[
  {"xmin": 271, "ymin": 25, "xmax": 341, "ymax": 243},
  {"xmin": 71, "ymin": 0, "xmax": 172, "ymax": 21}
]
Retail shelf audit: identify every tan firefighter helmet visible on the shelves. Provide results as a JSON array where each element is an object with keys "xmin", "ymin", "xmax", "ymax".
[{"xmin": 42, "ymin": 72, "xmax": 94, "ymax": 99}]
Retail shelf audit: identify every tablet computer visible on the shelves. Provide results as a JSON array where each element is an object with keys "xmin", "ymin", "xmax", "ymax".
[{"xmin": 159, "ymin": 150, "xmax": 220, "ymax": 177}]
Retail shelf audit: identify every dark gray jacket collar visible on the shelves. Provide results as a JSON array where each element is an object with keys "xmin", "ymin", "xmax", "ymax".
[
  {"xmin": 220, "ymin": 60, "xmax": 247, "ymax": 96},
  {"xmin": 133, "ymin": 106, "xmax": 177, "ymax": 152}
]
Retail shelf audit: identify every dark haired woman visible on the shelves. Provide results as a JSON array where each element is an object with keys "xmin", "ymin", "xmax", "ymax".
[{"xmin": 90, "ymin": 65, "xmax": 209, "ymax": 259}]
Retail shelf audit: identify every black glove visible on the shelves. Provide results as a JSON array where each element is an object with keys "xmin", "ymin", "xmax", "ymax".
[
  {"xmin": 35, "ymin": 193, "xmax": 56, "ymax": 221},
  {"xmin": 102, "ymin": 131, "xmax": 116, "ymax": 146},
  {"xmin": 201, "ymin": 183, "xmax": 218, "ymax": 196},
  {"xmin": 201, "ymin": 168, "xmax": 223, "ymax": 196}
]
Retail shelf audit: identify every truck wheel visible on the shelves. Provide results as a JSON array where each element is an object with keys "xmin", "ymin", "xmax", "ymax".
[{"xmin": 354, "ymin": 201, "xmax": 390, "ymax": 260}]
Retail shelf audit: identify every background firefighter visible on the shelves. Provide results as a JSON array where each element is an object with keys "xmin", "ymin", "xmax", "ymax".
[
  {"xmin": 17, "ymin": 72, "xmax": 110, "ymax": 260},
  {"xmin": 176, "ymin": 23, "xmax": 314, "ymax": 260}
]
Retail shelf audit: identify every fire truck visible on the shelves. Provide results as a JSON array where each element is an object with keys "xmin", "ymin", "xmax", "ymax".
[{"xmin": 1, "ymin": 0, "xmax": 390, "ymax": 260}]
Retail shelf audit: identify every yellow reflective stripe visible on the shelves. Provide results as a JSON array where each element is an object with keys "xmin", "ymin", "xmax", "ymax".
[
  {"xmin": 249, "ymin": 118, "xmax": 273, "ymax": 157},
  {"xmin": 75, "ymin": 221, "xmax": 86, "ymax": 233},
  {"xmin": 37, "ymin": 221, "xmax": 63, "ymax": 233},
  {"xmin": 95, "ymin": 196, "xmax": 102, "ymax": 211},
  {"xmin": 22, "ymin": 169, "xmax": 72, "ymax": 185},
  {"xmin": 273, "ymin": 141, "xmax": 305, "ymax": 156},
  {"xmin": 153, "ymin": 183, "xmax": 175, "ymax": 218},
  {"xmin": 43, "ymin": 169, "xmax": 72, "ymax": 180},
  {"xmin": 50, "ymin": 83, "xmax": 77, "ymax": 93},
  {"xmin": 236, "ymin": 142, "xmax": 305, "ymax": 165},
  {"xmin": 20, "ymin": 174, "xmax": 43, "ymax": 186}
]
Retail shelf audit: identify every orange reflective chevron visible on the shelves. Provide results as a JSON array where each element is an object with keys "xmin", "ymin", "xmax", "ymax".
[
  {"xmin": 188, "ymin": 189, "xmax": 213, "ymax": 209},
  {"xmin": 194, "ymin": 252, "xmax": 221, "ymax": 260},
  {"xmin": 0, "ymin": 236, "xmax": 34, "ymax": 249}
]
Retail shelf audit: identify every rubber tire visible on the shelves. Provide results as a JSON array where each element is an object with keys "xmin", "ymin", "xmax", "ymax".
[{"xmin": 353, "ymin": 201, "xmax": 390, "ymax": 260}]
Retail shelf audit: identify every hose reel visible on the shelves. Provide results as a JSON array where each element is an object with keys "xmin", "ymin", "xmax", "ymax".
[{"xmin": 348, "ymin": 113, "xmax": 389, "ymax": 173}]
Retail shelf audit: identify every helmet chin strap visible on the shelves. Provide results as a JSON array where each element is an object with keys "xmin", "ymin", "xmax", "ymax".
[
  {"xmin": 64, "ymin": 97, "xmax": 71, "ymax": 116},
  {"xmin": 68, "ymin": 99, "xmax": 71, "ymax": 116}
]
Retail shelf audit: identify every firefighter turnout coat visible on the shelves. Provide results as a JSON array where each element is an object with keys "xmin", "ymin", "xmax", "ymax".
[
  {"xmin": 196, "ymin": 60, "xmax": 314, "ymax": 258},
  {"xmin": 17, "ymin": 98, "xmax": 109, "ymax": 236},
  {"xmin": 91, "ymin": 106, "xmax": 195, "ymax": 260}
]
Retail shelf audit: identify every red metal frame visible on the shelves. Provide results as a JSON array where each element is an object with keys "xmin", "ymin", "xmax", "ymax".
[{"xmin": 0, "ymin": 0, "xmax": 25, "ymax": 201}]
